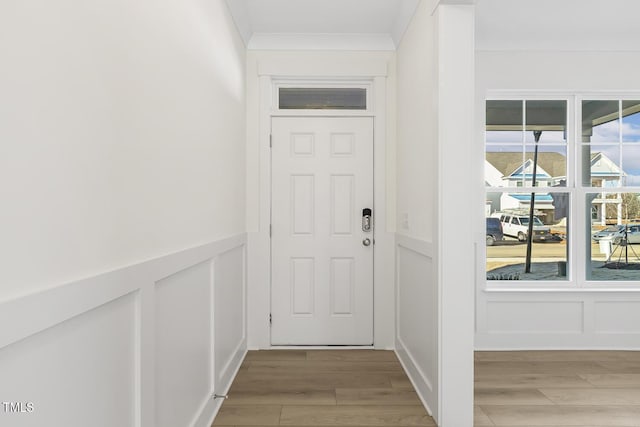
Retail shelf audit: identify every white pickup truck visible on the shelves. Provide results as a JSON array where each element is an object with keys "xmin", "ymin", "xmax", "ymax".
[{"xmin": 497, "ymin": 213, "xmax": 553, "ymax": 242}]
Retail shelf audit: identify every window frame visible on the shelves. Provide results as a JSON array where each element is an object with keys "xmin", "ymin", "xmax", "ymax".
[
  {"xmin": 485, "ymin": 93, "xmax": 640, "ymax": 291},
  {"xmin": 272, "ymin": 80, "xmax": 373, "ymax": 113}
]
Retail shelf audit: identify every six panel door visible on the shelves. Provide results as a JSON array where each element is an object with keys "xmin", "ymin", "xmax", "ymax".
[{"xmin": 270, "ymin": 116, "xmax": 374, "ymax": 345}]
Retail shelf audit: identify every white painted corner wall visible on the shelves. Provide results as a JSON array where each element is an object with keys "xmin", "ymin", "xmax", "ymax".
[
  {"xmin": 394, "ymin": 2, "xmax": 475, "ymax": 426},
  {"xmin": 0, "ymin": 235, "xmax": 247, "ymax": 427},
  {"xmin": 435, "ymin": 5, "xmax": 475, "ymax": 427},
  {"xmin": 475, "ymin": 51, "xmax": 640, "ymax": 349},
  {"xmin": 394, "ymin": 0, "xmax": 439, "ymax": 421}
]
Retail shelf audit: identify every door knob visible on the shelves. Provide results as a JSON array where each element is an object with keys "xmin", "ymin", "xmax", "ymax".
[{"xmin": 362, "ymin": 238, "xmax": 371, "ymax": 246}]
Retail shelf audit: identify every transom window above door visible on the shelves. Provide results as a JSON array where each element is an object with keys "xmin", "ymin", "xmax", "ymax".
[
  {"xmin": 274, "ymin": 82, "xmax": 372, "ymax": 112},
  {"xmin": 279, "ymin": 88, "xmax": 367, "ymax": 110}
]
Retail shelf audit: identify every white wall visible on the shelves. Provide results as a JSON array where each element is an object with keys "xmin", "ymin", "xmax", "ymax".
[
  {"xmin": 395, "ymin": 2, "xmax": 438, "ymax": 241},
  {"xmin": 475, "ymin": 0, "xmax": 640, "ymax": 52},
  {"xmin": 0, "ymin": 1, "xmax": 248, "ymax": 426},
  {"xmin": 0, "ymin": 0, "xmax": 246, "ymax": 300},
  {"xmin": 475, "ymin": 30, "xmax": 640, "ymax": 347},
  {"xmin": 394, "ymin": 0, "xmax": 439, "ymax": 420}
]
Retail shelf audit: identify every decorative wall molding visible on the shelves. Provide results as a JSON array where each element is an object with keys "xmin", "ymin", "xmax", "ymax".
[
  {"xmin": 476, "ymin": 291, "xmax": 640, "ymax": 350},
  {"xmin": 395, "ymin": 234, "xmax": 438, "ymax": 421},
  {"xmin": 249, "ymin": 33, "xmax": 396, "ymax": 52},
  {"xmin": 0, "ymin": 234, "xmax": 247, "ymax": 427}
]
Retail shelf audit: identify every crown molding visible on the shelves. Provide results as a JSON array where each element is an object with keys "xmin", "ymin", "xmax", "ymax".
[{"xmin": 248, "ymin": 33, "xmax": 396, "ymax": 51}]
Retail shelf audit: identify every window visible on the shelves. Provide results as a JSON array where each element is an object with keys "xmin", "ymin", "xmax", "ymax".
[
  {"xmin": 581, "ymin": 100, "xmax": 640, "ymax": 186},
  {"xmin": 486, "ymin": 99, "xmax": 569, "ymax": 283},
  {"xmin": 582, "ymin": 100, "xmax": 640, "ymax": 282},
  {"xmin": 278, "ymin": 88, "xmax": 367, "ymax": 110},
  {"xmin": 486, "ymin": 97, "xmax": 640, "ymax": 286}
]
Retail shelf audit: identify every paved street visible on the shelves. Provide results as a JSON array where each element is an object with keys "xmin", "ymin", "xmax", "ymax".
[
  {"xmin": 487, "ymin": 239, "xmax": 640, "ymax": 261},
  {"xmin": 487, "ymin": 239, "xmax": 568, "ymax": 259},
  {"xmin": 486, "ymin": 238, "xmax": 640, "ymax": 280}
]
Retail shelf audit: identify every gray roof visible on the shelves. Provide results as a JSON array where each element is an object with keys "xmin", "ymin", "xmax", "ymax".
[{"xmin": 486, "ymin": 152, "xmax": 567, "ymax": 178}]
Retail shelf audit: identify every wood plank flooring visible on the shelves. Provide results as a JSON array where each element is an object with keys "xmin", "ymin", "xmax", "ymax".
[
  {"xmin": 213, "ymin": 350, "xmax": 640, "ymax": 427},
  {"xmin": 213, "ymin": 350, "xmax": 435, "ymax": 427},
  {"xmin": 475, "ymin": 350, "xmax": 640, "ymax": 427}
]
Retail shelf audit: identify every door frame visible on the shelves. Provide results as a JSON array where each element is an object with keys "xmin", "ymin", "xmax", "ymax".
[{"xmin": 246, "ymin": 55, "xmax": 394, "ymax": 349}]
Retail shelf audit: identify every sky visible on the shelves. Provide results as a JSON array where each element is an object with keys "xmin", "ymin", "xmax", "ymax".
[{"xmin": 590, "ymin": 112, "xmax": 640, "ymax": 183}]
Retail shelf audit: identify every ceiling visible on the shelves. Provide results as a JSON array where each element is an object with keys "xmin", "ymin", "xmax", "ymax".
[
  {"xmin": 225, "ymin": 0, "xmax": 640, "ymax": 52},
  {"xmin": 224, "ymin": 0, "xmax": 421, "ymax": 50},
  {"xmin": 475, "ymin": 0, "xmax": 640, "ymax": 51}
]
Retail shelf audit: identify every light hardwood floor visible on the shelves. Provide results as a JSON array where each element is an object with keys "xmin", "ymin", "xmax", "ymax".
[
  {"xmin": 475, "ymin": 350, "xmax": 640, "ymax": 427},
  {"xmin": 213, "ymin": 350, "xmax": 640, "ymax": 427},
  {"xmin": 213, "ymin": 350, "xmax": 435, "ymax": 426}
]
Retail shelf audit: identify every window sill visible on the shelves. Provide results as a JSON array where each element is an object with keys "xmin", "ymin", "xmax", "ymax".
[{"xmin": 484, "ymin": 286, "xmax": 640, "ymax": 293}]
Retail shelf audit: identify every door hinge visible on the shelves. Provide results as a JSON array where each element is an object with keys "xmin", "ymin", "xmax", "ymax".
[
  {"xmin": 269, "ymin": 224, "xmax": 272, "ymax": 237},
  {"xmin": 269, "ymin": 134, "xmax": 272, "ymax": 148},
  {"xmin": 269, "ymin": 313, "xmax": 272, "ymax": 326}
]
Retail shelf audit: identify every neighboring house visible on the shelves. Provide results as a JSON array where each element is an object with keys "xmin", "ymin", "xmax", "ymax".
[
  {"xmin": 486, "ymin": 152, "xmax": 567, "ymax": 188},
  {"xmin": 485, "ymin": 152, "xmax": 566, "ymax": 223},
  {"xmin": 591, "ymin": 151, "xmax": 626, "ymax": 188},
  {"xmin": 485, "ymin": 151, "xmax": 625, "ymax": 225},
  {"xmin": 590, "ymin": 152, "xmax": 626, "ymax": 225},
  {"xmin": 503, "ymin": 159, "xmax": 554, "ymax": 187}
]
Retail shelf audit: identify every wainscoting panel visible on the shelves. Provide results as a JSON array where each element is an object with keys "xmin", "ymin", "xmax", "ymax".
[
  {"xmin": 0, "ymin": 293, "xmax": 137, "ymax": 427},
  {"xmin": 394, "ymin": 234, "xmax": 438, "ymax": 422},
  {"xmin": 155, "ymin": 261, "xmax": 213, "ymax": 427},
  {"xmin": 0, "ymin": 234, "xmax": 247, "ymax": 427},
  {"xmin": 214, "ymin": 246, "xmax": 246, "ymax": 391},
  {"xmin": 486, "ymin": 301, "xmax": 584, "ymax": 334},
  {"xmin": 477, "ymin": 291, "xmax": 640, "ymax": 349},
  {"xmin": 595, "ymin": 301, "xmax": 640, "ymax": 334}
]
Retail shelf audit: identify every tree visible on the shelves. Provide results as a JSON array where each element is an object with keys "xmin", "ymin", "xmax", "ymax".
[
  {"xmin": 622, "ymin": 193, "xmax": 640, "ymax": 221},
  {"xmin": 606, "ymin": 193, "xmax": 640, "ymax": 222}
]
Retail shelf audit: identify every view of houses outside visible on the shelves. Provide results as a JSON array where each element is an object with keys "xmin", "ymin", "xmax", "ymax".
[{"xmin": 485, "ymin": 99, "xmax": 640, "ymax": 282}]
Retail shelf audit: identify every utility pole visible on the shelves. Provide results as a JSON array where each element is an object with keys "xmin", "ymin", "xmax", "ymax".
[{"xmin": 525, "ymin": 130, "xmax": 542, "ymax": 273}]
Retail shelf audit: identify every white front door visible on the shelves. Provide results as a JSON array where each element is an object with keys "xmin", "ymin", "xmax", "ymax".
[{"xmin": 271, "ymin": 116, "xmax": 374, "ymax": 345}]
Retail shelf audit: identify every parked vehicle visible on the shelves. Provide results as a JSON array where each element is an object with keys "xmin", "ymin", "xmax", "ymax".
[
  {"xmin": 486, "ymin": 217, "xmax": 504, "ymax": 246},
  {"xmin": 610, "ymin": 224, "xmax": 640, "ymax": 244},
  {"xmin": 592, "ymin": 225, "xmax": 625, "ymax": 242},
  {"xmin": 496, "ymin": 213, "xmax": 553, "ymax": 242}
]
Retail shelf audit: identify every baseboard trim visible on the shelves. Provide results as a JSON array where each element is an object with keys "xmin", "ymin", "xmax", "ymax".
[
  {"xmin": 395, "ymin": 337, "xmax": 436, "ymax": 420},
  {"xmin": 193, "ymin": 346, "xmax": 247, "ymax": 427}
]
